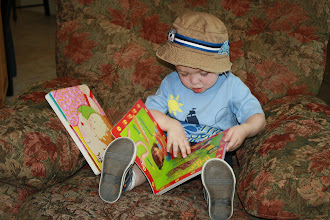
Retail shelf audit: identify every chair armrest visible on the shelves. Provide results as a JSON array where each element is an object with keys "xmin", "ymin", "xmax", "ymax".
[
  {"xmin": 236, "ymin": 95, "xmax": 330, "ymax": 219},
  {"xmin": 0, "ymin": 78, "xmax": 86, "ymax": 190}
]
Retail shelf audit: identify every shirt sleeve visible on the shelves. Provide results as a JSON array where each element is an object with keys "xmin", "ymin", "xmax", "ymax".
[
  {"xmin": 145, "ymin": 76, "xmax": 170, "ymax": 114},
  {"xmin": 231, "ymin": 77, "xmax": 264, "ymax": 124}
]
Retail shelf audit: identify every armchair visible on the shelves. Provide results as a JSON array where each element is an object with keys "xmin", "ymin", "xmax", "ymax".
[{"xmin": 1, "ymin": 0, "xmax": 329, "ymax": 219}]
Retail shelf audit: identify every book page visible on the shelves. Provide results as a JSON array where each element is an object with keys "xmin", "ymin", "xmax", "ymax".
[{"xmin": 112, "ymin": 100, "xmax": 227, "ymax": 194}]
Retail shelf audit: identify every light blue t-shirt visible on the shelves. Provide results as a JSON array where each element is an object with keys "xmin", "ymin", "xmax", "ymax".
[{"xmin": 145, "ymin": 71, "xmax": 264, "ymax": 133}]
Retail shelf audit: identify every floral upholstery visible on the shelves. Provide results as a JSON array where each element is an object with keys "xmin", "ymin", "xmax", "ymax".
[
  {"xmin": 237, "ymin": 95, "xmax": 330, "ymax": 219},
  {"xmin": 0, "ymin": 183, "xmax": 34, "ymax": 219},
  {"xmin": 0, "ymin": 0, "xmax": 329, "ymax": 219},
  {"xmin": 55, "ymin": 0, "xmax": 328, "ymax": 107},
  {"xmin": 14, "ymin": 165, "xmax": 253, "ymax": 219},
  {"xmin": 0, "ymin": 79, "xmax": 86, "ymax": 191}
]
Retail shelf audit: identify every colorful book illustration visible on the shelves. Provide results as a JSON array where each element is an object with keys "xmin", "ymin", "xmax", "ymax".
[
  {"xmin": 45, "ymin": 85, "xmax": 115, "ymax": 175},
  {"xmin": 111, "ymin": 100, "xmax": 228, "ymax": 195}
]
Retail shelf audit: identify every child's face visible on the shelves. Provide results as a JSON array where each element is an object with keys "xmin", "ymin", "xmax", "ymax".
[{"xmin": 176, "ymin": 65, "xmax": 218, "ymax": 93}]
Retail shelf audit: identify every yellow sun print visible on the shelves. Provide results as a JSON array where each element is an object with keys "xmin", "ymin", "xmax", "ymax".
[{"xmin": 167, "ymin": 95, "xmax": 183, "ymax": 116}]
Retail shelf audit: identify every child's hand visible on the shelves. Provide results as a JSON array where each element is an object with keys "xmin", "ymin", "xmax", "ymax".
[
  {"xmin": 224, "ymin": 113, "xmax": 266, "ymax": 152},
  {"xmin": 149, "ymin": 109, "xmax": 191, "ymax": 158},
  {"xmin": 166, "ymin": 120, "xmax": 191, "ymax": 158},
  {"xmin": 224, "ymin": 124, "xmax": 248, "ymax": 152}
]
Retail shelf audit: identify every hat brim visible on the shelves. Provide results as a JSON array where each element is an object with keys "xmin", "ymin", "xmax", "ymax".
[{"xmin": 156, "ymin": 41, "xmax": 232, "ymax": 73}]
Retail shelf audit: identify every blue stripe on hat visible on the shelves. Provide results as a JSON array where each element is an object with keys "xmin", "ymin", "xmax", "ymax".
[
  {"xmin": 175, "ymin": 32, "xmax": 224, "ymax": 48},
  {"xmin": 168, "ymin": 29, "xmax": 229, "ymax": 55}
]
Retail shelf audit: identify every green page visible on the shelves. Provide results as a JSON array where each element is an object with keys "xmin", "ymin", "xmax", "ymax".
[{"xmin": 112, "ymin": 100, "xmax": 227, "ymax": 195}]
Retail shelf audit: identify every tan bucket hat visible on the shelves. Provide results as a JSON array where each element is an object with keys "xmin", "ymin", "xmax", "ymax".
[{"xmin": 156, "ymin": 11, "xmax": 232, "ymax": 73}]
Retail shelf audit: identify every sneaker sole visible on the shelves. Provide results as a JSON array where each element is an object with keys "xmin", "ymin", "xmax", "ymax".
[
  {"xmin": 201, "ymin": 158, "xmax": 236, "ymax": 220},
  {"xmin": 99, "ymin": 137, "xmax": 137, "ymax": 203}
]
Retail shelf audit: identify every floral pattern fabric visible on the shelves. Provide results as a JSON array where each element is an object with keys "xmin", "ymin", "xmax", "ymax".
[
  {"xmin": 15, "ymin": 165, "xmax": 256, "ymax": 220},
  {"xmin": 236, "ymin": 95, "xmax": 330, "ymax": 219},
  {"xmin": 0, "ymin": 0, "xmax": 329, "ymax": 219},
  {"xmin": 0, "ymin": 183, "xmax": 35, "ymax": 220},
  {"xmin": 0, "ymin": 79, "xmax": 86, "ymax": 191},
  {"xmin": 55, "ymin": 0, "xmax": 328, "ymax": 107}
]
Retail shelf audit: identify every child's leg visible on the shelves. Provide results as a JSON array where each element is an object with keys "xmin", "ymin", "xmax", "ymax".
[
  {"xmin": 201, "ymin": 158, "xmax": 235, "ymax": 220},
  {"xmin": 99, "ymin": 137, "xmax": 137, "ymax": 203},
  {"xmin": 224, "ymin": 151, "xmax": 233, "ymax": 167},
  {"xmin": 133, "ymin": 164, "xmax": 147, "ymax": 187}
]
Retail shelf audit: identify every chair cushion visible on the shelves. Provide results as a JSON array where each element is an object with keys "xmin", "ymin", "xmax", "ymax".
[
  {"xmin": 0, "ymin": 183, "xmax": 36, "ymax": 219},
  {"xmin": 16, "ymin": 165, "xmax": 257, "ymax": 219}
]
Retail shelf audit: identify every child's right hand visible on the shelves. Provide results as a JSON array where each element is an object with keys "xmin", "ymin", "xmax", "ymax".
[
  {"xmin": 149, "ymin": 109, "xmax": 191, "ymax": 158},
  {"xmin": 166, "ymin": 119, "xmax": 191, "ymax": 158}
]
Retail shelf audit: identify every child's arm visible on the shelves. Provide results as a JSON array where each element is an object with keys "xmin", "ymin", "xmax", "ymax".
[
  {"xmin": 149, "ymin": 109, "xmax": 191, "ymax": 158},
  {"xmin": 224, "ymin": 113, "xmax": 266, "ymax": 152}
]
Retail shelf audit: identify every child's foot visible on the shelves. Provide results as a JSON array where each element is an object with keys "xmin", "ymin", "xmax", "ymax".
[
  {"xmin": 201, "ymin": 158, "xmax": 236, "ymax": 220},
  {"xmin": 99, "ymin": 137, "xmax": 137, "ymax": 203}
]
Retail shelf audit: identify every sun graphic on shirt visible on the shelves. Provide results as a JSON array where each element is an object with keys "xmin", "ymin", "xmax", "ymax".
[{"xmin": 167, "ymin": 95, "xmax": 183, "ymax": 116}]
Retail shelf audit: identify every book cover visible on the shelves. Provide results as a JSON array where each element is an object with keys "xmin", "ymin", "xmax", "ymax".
[
  {"xmin": 45, "ymin": 85, "xmax": 115, "ymax": 175},
  {"xmin": 111, "ymin": 100, "xmax": 227, "ymax": 195}
]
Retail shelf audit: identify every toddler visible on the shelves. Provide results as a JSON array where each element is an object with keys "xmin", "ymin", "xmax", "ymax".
[{"xmin": 99, "ymin": 11, "xmax": 266, "ymax": 220}]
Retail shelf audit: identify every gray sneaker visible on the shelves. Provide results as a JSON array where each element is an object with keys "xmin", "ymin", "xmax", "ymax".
[
  {"xmin": 99, "ymin": 137, "xmax": 137, "ymax": 203},
  {"xmin": 201, "ymin": 158, "xmax": 236, "ymax": 220}
]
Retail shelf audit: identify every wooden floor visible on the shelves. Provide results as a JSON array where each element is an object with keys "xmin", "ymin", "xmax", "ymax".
[{"xmin": 4, "ymin": 6, "xmax": 57, "ymax": 104}]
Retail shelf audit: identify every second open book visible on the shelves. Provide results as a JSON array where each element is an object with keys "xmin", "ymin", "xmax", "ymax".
[{"xmin": 112, "ymin": 100, "xmax": 228, "ymax": 195}]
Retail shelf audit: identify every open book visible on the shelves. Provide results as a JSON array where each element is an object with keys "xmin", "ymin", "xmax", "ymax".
[
  {"xmin": 45, "ymin": 85, "xmax": 115, "ymax": 175},
  {"xmin": 111, "ymin": 100, "xmax": 228, "ymax": 195}
]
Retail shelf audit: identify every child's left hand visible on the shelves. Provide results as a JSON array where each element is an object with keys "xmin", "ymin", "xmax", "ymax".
[
  {"xmin": 224, "ymin": 113, "xmax": 266, "ymax": 152},
  {"xmin": 224, "ymin": 124, "xmax": 248, "ymax": 152}
]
